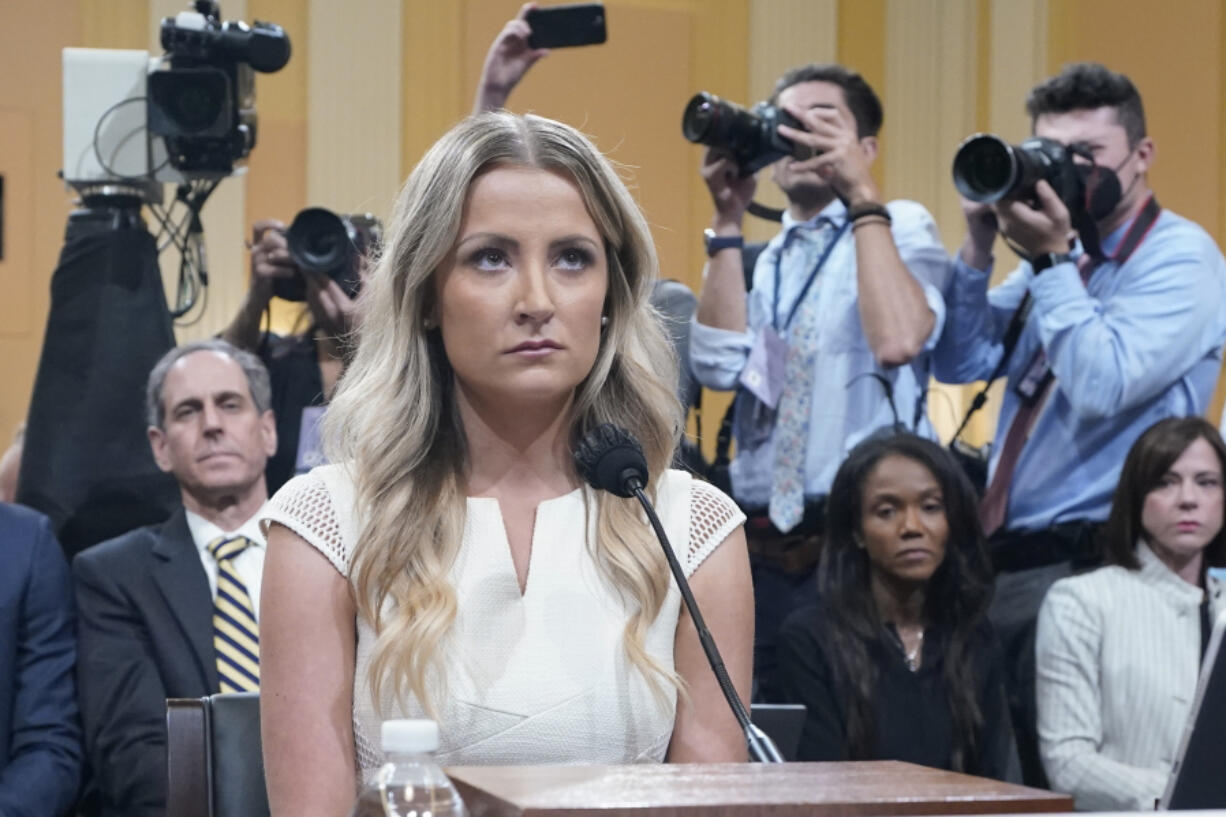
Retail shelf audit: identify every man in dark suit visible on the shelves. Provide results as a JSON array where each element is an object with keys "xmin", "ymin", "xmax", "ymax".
[
  {"xmin": 0, "ymin": 503, "xmax": 82, "ymax": 817},
  {"xmin": 74, "ymin": 339, "xmax": 276, "ymax": 817}
]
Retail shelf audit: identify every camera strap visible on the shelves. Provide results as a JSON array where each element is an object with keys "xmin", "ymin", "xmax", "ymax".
[
  {"xmin": 948, "ymin": 194, "xmax": 1162, "ymax": 448},
  {"xmin": 948, "ymin": 292, "xmax": 1033, "ymax": 447},
  {"xmin": 1109, "ymin": 194, "xmax": 1161, "ymax": 264}
]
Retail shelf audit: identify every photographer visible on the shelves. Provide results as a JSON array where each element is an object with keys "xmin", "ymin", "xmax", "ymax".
[
  {"xmin": 221, "ymin": 219, "xmax": 357, "ymax": 496},
  {"xmin": 689, "ymin": 64, "xmax": 949, "ymax": 701},
  {"xmin": 933, "ymin": 62, "xmax": 1226, "ymax": 786}
]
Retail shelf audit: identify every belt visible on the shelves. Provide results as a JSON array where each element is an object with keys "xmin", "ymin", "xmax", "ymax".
[
  {"xmin": 742, "ymin": 497, "xmax": 827, "ymax": 575},
  {"xmin": 988, "ymin": 521, "xmax": 1102, "ymax": 574}
]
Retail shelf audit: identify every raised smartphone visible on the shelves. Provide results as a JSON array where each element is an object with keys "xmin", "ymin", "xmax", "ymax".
[{"xmin": 526, "ymin": 3, "xmax": 607, "ymax": 49}]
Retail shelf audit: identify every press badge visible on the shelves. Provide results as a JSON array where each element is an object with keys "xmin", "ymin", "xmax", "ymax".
[{"xmin": 739, "ymin": 326, "xmax": 788, "ymax": 409}]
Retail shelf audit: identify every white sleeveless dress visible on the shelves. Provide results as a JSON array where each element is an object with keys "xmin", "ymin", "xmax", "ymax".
[{"xmin": 261, "ymin": 465, "xmax": 744, "ymax": 775}]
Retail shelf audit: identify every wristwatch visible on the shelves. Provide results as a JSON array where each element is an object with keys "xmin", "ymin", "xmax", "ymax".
[
  {"xmin": 704, "ymin": 228, "xmax": 743, "ymax": 257},
  {"xmin": 1030, "ymin": 251, "xmax": 1073, "ymax": 275}
]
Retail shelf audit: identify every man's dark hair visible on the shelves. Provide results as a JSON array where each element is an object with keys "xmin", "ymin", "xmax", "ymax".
[
  {"xmin": 1026, "ymin": 62, "xmax": 1146, "ymax": 148},
  {"xmin": 770, "ymin": 63, "xmax": 883, "ymax": 139},
  {"xmin": 1100, "ymin": 416, "xmax": 1226, "ymax": 571}
]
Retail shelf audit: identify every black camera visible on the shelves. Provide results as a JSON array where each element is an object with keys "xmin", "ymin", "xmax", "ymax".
[
  {"xmin": 681, "ymin": 92, "xmax": 804, "ymax": 175},
  {"xmin": 147, "ymin": 0, "xmax": 291, "ymax": 175},
  {"xmin": 951, "ymin": 134, "xmax": 1082, "ymax": 209},
  {"xmin": 275, "ymin": 208, "xmax": 383, "ymax": 303}
]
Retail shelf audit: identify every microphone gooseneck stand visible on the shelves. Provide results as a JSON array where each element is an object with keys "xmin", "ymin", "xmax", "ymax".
[
  {"xmin": 574, "ymin": 423, "xmax": 784, "ymax": 762},
  {"xmin": 626, "ymin": 477, "xmax": 784, "ymax": 763}
]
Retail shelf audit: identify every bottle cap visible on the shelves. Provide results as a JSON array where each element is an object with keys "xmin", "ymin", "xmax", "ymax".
[{"xmin": 381, "ymin": 719, "xmax": 439, "ymax": 754}]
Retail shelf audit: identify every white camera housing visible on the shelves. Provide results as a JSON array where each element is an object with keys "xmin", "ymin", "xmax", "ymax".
[{"xmin": 62, "ymin": 39, "xmax": 242, "ymax": 202}]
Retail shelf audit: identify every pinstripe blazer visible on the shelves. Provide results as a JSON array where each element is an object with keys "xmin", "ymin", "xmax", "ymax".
[{"xmin": 1036, "ymin": 541, "xmax": 1224, "ymax": 811}]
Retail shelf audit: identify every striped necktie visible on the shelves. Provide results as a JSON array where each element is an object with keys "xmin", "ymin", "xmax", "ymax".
[{"xmin": 207, "ymin": 535, "xmax": 260, "ymax": 693}]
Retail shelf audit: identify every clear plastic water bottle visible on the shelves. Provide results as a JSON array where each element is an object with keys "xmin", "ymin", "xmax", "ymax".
[{"xmin": 350, "ymin": 720, "xmax": 466, "ymax": 817}]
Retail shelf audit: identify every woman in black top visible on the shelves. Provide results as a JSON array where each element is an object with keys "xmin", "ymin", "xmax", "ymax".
[{"xmin": 779, "ymin": 433, "xmax": 1018, "ymax": 779}]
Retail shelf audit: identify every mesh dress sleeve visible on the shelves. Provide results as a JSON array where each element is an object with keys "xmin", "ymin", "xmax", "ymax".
[
  {"xmin": 684, "ymin": 479, "xmax": 746, "ymax": 578},
  {"xmin": 260, "ymin": 468, "xmax": 350, "ymax": 576}
]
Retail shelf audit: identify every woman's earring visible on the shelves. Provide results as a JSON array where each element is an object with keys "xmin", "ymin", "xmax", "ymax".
[
  {"xmin": 423, "ymin": 317, "xmax": 436, "ymax": 331},
  {"xmin": 601, "ymin": 315, "xmax": 609, "ymax": 327}
]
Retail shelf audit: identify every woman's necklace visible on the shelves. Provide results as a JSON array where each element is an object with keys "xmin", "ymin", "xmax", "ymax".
[{"xmin": 901, "ymin": 627, "xmax": 924, "ymax": 672}]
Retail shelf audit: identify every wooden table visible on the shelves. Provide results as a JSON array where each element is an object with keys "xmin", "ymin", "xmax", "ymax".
[{"xmin": 446, "ymin": 761, "xmax": 1074, "ymax": 817}]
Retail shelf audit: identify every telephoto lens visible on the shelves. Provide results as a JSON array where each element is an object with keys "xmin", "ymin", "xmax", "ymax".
[
  {"xmin": 681, "ymin": 91, "xmax": 800, "ymax": 175},
  {"xmin": 952, "ymin": 133, "xmax": 1080, "ymax": 207},
  {"xmin": 276, "ymin": 208, "xmax": 380, "ymax": 302}
]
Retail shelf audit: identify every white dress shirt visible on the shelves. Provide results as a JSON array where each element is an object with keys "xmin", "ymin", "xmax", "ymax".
[
  {"xmin": 185, "ymin": 504, "xmax": 269, "ymax": 619},
  {"xmin": 1036, "ymin": 541, "xmax": 1224, "ymax": 810}
]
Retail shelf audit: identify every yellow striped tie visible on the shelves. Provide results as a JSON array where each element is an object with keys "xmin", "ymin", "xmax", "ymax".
[{"xmin": 207, "ymin": 536, "xmax": 260, "ymax": 693}]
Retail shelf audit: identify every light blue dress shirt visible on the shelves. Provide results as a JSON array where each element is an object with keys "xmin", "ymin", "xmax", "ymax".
[
  {"xmin": 934, "ymin": 207, "xmax": 1226, "ymax": 531},
  {"xmin": 690, "ymin": 198, "xmax": 949, "ymax": 508}
]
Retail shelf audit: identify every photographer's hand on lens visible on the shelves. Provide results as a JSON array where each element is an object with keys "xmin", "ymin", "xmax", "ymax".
[
  {"xmin": 249, "ymin": 219, "xmax": 299, "ymax": 296},
  {"xmin": 992, "ymin": 180, "xmax": 1075, "ymax": 260},
  {"xmin": 303, "ymin": 270, "xmax": 358, "ymax": 342},
  {"xmin": 473, "ymin": 3, "xmax": 549, "ymax": 114},
  {"xmin": 700, "ymin": 147, "xmax": 756, "ymax": 230},
  {"xmin": 223, "ymin": 219, "xmax": 301, "ymax": 352},
  {"xmin": 777, "ymin": 103, "xmax": 878, "ymax": 206}
]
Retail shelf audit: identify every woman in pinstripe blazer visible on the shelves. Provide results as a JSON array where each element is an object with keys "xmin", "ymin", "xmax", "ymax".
[{"xmin": 1036, "ymin": 417, "xmax": 1226, "ymax": 810}]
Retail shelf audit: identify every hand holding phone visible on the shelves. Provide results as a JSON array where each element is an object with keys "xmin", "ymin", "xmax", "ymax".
[{"xmin": 526, "ymin": 3, "xmax": 607, "ymax": 49}]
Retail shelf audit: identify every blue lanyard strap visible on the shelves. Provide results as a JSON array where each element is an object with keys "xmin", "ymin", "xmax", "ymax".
[{"xmin": 772, "ymin": 220, "xmax": 851, "ymax": 331}]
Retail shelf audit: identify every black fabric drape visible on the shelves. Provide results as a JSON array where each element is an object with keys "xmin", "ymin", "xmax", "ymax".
[{"xmin": 17, "ymin": 206, "xmax": 180, "ymax": 559}]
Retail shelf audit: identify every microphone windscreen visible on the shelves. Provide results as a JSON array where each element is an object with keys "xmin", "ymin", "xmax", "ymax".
[{"xmin": 573, "ymin": 424, "xmax": 649, "ymax": 498}]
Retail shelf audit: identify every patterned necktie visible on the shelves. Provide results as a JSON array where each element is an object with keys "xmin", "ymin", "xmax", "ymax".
[
  {"xmin": 768, "ymin": 221, "xmax": 837, "ymax": 533},
  {"xmin": 979, "ymin": 254, "xmax": 1097, "ymax": 537},
  {"xmin": 208, "ymin": 535, "xmax": 261, "ymax": 692}
]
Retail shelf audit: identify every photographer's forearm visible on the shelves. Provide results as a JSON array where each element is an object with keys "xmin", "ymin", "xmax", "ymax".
[
  {"xmin": 694, "ymin": 221, "xmax": 748, "ymax": 333},
  {"xmin": 960, "ymin": 236, "xmax": 995, "ymax": 273},
  {"xmin": 220, "ymin": 280, "xmax": 274, "ymax": 351},
  {"xmin": 473, "ymin": 82, "xmax": 510, "ymax": 115},
  {"xmin": 854, "ymin": 223, "xmax": 933, "ymax": 367}
]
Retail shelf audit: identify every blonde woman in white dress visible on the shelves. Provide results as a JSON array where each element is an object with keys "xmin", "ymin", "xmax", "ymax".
[{"xmin": 257, "ymin": 111, "xmax": 753, "ymax": 817}]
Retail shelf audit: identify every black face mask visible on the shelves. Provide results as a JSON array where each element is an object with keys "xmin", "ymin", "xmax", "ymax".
[
  {"xmin": 1069, "ymin": 146, "xmax": 1140, "ymax": 257},
  {"xmin": 1073, "ymin": 147, "xmax": 1138, "ymax": 222}
]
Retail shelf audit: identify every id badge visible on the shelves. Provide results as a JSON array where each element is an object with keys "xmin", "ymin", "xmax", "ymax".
[
  {"xmin": 1014, "ymin": 350, "xmax": 1054, "ymax": 406},
  {"xmin": 295, "ymin": 405, "xmax": 328, "ymax": 474},
  {"xmin": 739, "ymin": 326, "xmax": 788, "ymax": 409}
]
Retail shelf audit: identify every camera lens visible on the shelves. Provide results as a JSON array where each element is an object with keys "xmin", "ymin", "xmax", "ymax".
[
  {"xmin": 287, "ymin": 208, "xmax": 353, "ymax": 273},
  {"xmin": 172, "ymin": 84, "xmax": 223, "ymax": 132},
  {"xmin": 300, "ymin": 230, "xmax": 343, "ymax": 266},
  {"xmin": 682, "ymin": 93, "xmax": 719, "ymax": 144},
  {"xmin": 149, "ymin": 69, "xmax": 229, "ymax": 135},
  {"xmin": 952, "ymin": 134, "xmax": 1018, "ymax": 203}
]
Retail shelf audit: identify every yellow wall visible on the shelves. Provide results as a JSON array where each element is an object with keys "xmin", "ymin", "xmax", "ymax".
[{"xmin": 3, "ymin": 0, "xmax": 1226, "ymax": 457}]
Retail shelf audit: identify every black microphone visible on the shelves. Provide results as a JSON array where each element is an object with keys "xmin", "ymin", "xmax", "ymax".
[{"xmin": 574, "ymin": 423, "xmax": 783, "ymax": 763}]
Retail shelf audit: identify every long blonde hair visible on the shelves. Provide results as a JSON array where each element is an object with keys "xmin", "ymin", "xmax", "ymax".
[{"xmin": 324, "ymin": 112, "xmax": 683, "ymax": 715}]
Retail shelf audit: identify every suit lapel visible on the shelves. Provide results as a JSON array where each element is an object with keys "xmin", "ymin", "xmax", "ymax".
[{"xmin": 151, "ymin": 509, "xmax": 220, "ymax": 692}]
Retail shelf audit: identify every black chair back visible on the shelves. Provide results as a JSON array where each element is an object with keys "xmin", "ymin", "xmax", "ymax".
[
  {"xmin": 750, "ymin": 703, "xmax": 806, "ymax": 762},
  {"xmin": 167, "ymin": 693, "xmax": 269, "ymax": 817}
]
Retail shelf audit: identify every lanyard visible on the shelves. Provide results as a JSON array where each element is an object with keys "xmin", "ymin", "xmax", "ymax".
[{"xmin": 772, "ymin": 219, "xmax": 851, "ymax": 331}]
